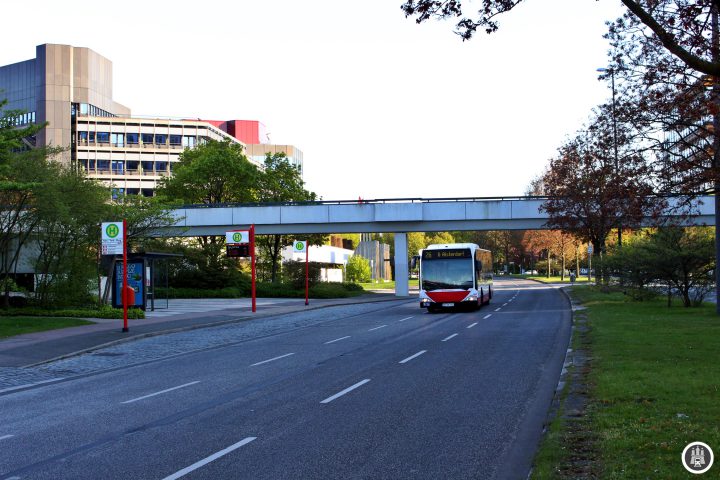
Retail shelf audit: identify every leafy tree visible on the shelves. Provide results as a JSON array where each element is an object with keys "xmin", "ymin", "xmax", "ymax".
[
  {"xmin": 157, "ymin": 139, "xmax": 259, "ymax": 285},
  {"xmin": 254, "ymin": 152, "xmax": 326, "ymax": 282},
  {"xmin": 541, "ymin": 109, "xmax": 661, "ymax": 281},
  {"xmin": 346, "ymin": 255, "xmax": 371, "ymax": 282},
  {"xmin": 34, "ymin": 165, "xmax": 110, "ymax": 306},
  {"xmin": 407, "ymin": 232, "xmax": 427, "ymax": 264},
  {"xmin": 425, "ymin": 231, "xmax": 455, "ymax": 245}
]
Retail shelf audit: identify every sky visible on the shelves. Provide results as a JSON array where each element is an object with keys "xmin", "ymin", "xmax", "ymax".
[{"xmin": 1, "ymin": 0, "xmax": 626, "ymax": 201}]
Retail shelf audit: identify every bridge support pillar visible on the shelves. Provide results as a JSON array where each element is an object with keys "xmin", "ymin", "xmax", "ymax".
[{"xmin": 394, "ymin": 232, "xmax": 409, "ymax": 297}]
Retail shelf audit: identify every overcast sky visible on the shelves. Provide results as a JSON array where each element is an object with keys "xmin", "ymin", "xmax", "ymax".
[{"xmin": 1, "ymin": 0, "xmax": 625, "ymax": 200}]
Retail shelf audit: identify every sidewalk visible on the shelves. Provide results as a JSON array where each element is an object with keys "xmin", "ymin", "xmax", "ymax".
[{"xmin": 0, "ymin": 294, "xmax": 407, "ymax": 368}]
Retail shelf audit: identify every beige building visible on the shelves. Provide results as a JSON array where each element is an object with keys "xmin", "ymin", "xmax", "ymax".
[{"xmin": 0, "ymin": 43, "xmax": 249, "ymax": 196}]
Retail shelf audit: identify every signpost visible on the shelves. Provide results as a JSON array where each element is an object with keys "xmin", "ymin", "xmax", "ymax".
[
  {"xmin": 226, "ymin": 227, "xmax": 256, "ymax": 312},
  {"xmin": 102, "ymin": 221, "xmax": 128, "ymax": 332},
  {"xmin": 587, "ymin": 244, "xmax": 594, "ymax": 283},
  {"xmin": 294, "ymin": 240, "xmax": 308, "ymax": 305}
]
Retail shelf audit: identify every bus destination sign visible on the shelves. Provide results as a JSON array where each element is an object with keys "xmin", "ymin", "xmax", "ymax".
[{"xmin": 422, "ymin": 249, "xmax": 471, "ymax": 260}]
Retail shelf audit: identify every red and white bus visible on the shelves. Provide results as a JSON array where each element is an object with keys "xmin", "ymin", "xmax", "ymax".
[{"xmin": 417, "ymin": 243, "xmax": 493, "ymax": 312}]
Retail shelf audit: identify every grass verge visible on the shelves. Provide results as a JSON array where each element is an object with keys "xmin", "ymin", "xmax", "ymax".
[
  {"xmin": 510, "ymin": 274, "xmax": 591, "ymax": 283},
  {"xmin": 532, "ymin": 287, "xmax": 720, "ymax": 478},
  {"xmin": 0, "ymin": 316, "xmax": 94, "ymax": 339},
  {"xmin": 358, "ymin": 279, "xmax": 419, "ymax": 290}
]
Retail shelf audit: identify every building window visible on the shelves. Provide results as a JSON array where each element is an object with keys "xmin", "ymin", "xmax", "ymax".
[
  {"xmin": 126, "ymin": 132, "xmax": 139, "ymax": 144},
  {"xmin": 97, "ymin": 160, "xmax": 110, "ymax": 172},
  {"xmin": 96, "ymin": 132, "xmax": 110, "ymax": 144},
  {"xmin": 127, "ymin": 161, "xmax": 139, "ymax": 172},
  {"xmin": 156, "ymin": 161, "xmax": 168, "ymax": 173},
  {"xmin": 89, "ymin": 132, "xmax": 95, "ymax": 143},
  {"xmin": 80, "ymin": 103, "xmax": 89, "ymax": 115},
  {"xmin": 78, "ymin": 131, "xmax": 88, "ymax": 143},
  {"xmin": 141, "ymin": 161, "xmax": 154, "ymax": 173},
  {"xmin": 182, "ymin": 135, "xmax": 196, "ymax": 148},
  {"xmin": 142, "ymin": 133, "xmax": 154, "ymax": 144},
  {"xmin": 111, "ymin": 161, "xmax": 124, "ymax": 174},
  {"xmin": 169, "ymin": 135, "xmax": 182, "ymax": 146},
  {"xmin": 155, "ymin": 134, "xmax": 167, "ymax": 145},
  {"xmin": 111, "ymin": 133, "xmax": 124, "ymax": 147}
]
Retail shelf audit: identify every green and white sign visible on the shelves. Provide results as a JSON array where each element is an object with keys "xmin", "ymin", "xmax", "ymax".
[
  {"xmin": 226, "ymin": 230, "xmax": 249, "ymax": 244},
  {"xmin": 293, "ymin": 240, "xmax": 307, "ymax": 253},
  {"xmin": 101, "ymin": 222, "xmax": 124, "ymax": 255}
]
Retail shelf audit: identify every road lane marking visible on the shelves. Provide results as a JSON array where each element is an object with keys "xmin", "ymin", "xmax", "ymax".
[
  {"xmin": 121, "ymin": 381, "xmax": 200, "ymax": 404},
  {"xmin": 398, "ymin": 316, "xmax": 414, "ymax": 322},
  {"xmin": 162, "ymin": 437, "xmax": 257, "ymax": 480},
  {"xmin": 503, "ymin": 303, "xmax": 508, "ymax": 306},
  {"xmin": 324, "ymin": 335, "xmax": 351, "ymax": 344},
  {"xmin": 483, "ymin": 314, "xmax": 492, "ymax": 319},
  {"xmin": 467, "ymin": 322, "xmax": 478, "ymax": 329},
  {"xmin": 368, "ymin": 325, "xmax": 387, "ymax": 331},
  {"xmin": 320, "ymin": 379, "xmax": 371, "ymax": 404},
  {"xmin": 0, "ymin": 434, "xmax": 14, "ymax": 440},
  {"xmin": 399, "ymin": 350, "xmax": 427, "ymax": 364},
  {"xmin": 250, "ymin": 352, "xmax": 295, "ymax": 367},
  {"xmin": 494, "ymin": 308, "xmax": 501, "ymax": 312},
  {"xmin": 442, "ymin": 334, "xmax": 458, "ymax": 342}
]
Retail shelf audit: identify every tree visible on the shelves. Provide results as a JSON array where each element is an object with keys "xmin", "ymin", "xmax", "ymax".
[
  {"xmin": 425, "ymin": 231, "xmax": 455, "ymax": 245},
  {"xmin": 541, "ymin": 109, "xmax": 661, "ymax": 281},
  {"xmin": 254, "ymin": 152, "xmax": 326, "ymax": 282},
  {"xmin": 346, "ymin": 255, "xmax": 371, "ymax": 282},
  {"xmin": 156, "ymin": 140, "xmax": 259, "ymax": 285}
]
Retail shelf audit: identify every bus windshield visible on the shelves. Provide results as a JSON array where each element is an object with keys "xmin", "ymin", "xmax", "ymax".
[{"xmin": 421, "ymin": 257, "xmax": 474, "ymax": 290}]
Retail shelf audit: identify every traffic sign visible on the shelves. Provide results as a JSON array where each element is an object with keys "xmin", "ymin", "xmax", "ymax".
[
  {"xmin": 587, "ymin": 244, "xmax": 594, "ymax": 254},
  {"xmin": 226, "ymin": 230, "xmax": 249, "ymax": 244},
  {"xmin": 101, "ymin": 222, "xmax": 124, "ymax": 255},
  {"xmin": 293, "ymin": 240, "xmax": 307, "ymax": 253}
]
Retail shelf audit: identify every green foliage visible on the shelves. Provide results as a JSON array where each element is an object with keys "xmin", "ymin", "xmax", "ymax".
[
  {"xmin": 346, "ymin": 255, "xmax": 371, "ymax": 282},
  {"xmin": 282, "ymin": 260, "xmax": 322, "ymax": 289},
  {"xmin": 425, "ymin": 231, "xmax": 455, "ymax": 245},
  {"xmin": 0, "ymin": 305, "xmax": 144, "ymax": 319},
  {"xmin": 606, "ymin": 227, "xmax": 715, "ymax": 306},
  {"xmin": 0, "ymin": 316, "xmax": 94, "ymax": 339},
  {"xmin": 156, "ymin": 139, "xmax": 258, "ymax": 204},
  {"xmin": 155, "ymin": 282, "xmax": 363, "ymax": 299}
]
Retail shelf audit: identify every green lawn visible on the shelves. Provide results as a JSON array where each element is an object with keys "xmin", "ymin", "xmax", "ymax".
[
  {"xmin": 509, "ymin": 274, "xmax": 591, "ymax": 283},
  {"xmin": 0, "ymin": 316, "xmax": 93, "ymax": 339},
  {"xmin": 533, "ymin": 288, "xmax": 720, "ymax": 478},
  {"xmin": 358, "ymin": 279, "xmax": 419, "ymax": 290}
]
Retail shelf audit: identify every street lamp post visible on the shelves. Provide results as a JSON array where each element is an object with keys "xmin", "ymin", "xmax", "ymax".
[{"xmin": 597, "ymin": 67, "xmax": 622, "ymax": 248}]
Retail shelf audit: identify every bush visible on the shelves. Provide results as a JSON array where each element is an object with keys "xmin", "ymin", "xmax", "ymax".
[
  {"xmin": 346, "ymin": 255, "xmax": 371, "ymax": 282},
  {"xmin": 0, "ymin": 305, "xmax": 145, "ymax": 319},
  {"xmin": 282, "ymin": 260, "xmax": 322, "ymax": 289}
]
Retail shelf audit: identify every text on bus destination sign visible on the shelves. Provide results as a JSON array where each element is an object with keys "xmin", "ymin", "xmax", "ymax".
[{"xmin": 423, "ymin": 249, "xmax": 471, "ymax": 259}]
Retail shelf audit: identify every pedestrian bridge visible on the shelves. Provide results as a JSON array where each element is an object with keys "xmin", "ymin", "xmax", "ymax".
[{"xmin": 162, "ymin": 196, "xmax": 715, "ymax": 296}]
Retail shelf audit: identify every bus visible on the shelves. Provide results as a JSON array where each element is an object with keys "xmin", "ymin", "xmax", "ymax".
[{"xmin": 417, "ymin": 243, "xmax": 493, "ymax": 312}]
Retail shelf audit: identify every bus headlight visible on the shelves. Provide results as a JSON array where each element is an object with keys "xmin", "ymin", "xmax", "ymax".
[{"xmin": 466, "ymin": 295, "xmax": 478, "ymax": 302}]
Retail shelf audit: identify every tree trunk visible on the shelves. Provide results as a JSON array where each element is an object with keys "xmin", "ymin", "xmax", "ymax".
[
  {"xmin": 561, "ymin": 254, "xmax": 566, "ymax": 281},
  {"xmin": 269, "ymin": 235, "xmax": 282, "ymax": 283}
]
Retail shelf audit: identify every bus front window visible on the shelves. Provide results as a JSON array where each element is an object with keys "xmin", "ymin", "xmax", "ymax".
[{"xmin": 421, "ymin": 259, "xmax": 474, "ymax": 290}]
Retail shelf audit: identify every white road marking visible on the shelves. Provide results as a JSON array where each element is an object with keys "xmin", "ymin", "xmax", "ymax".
[
  {"xmin": 0, "ymin": 434, "xmax": 14, "ymax": 440},
  {"xmin": 324, "ymin": 335, "xmax": 351, "ymax": 345},
  {"xmin": 494, "ymin": 308, "xmax": 501, "ymax": 312},
  {"xmin": 483, "ymin": 314, "xmax": 492, "ymax": 319},
  {"xmin": 121, "ymin": 381, "xmax": 200, "ymax": 404},
  {"xmin": 503, "ymin": 303, "xmax": 508, "ymax": 306},
  {"xmin": 162, "ymin": 437, "xmax": 257, "ymax": 480},
  {"xmin": 399, "ymin": 350, "xmax": 427, "ymax": 364},
  {"xmin": 398, "ymin": 316, "xmax": 414, "ymax": 322},
  {"xmin": 467, "ymin": 322, "xmax": 478, "ymax": 329},
  {"xmin": 368, "ymin": 325, "xmax": 387, "ymax": 331},
  {"xmin": 250, "ymin": 352, "xmax": 295, "ymax": 366},
  {"xmin": 442, "ymin": 334, "xmax": 458, "ymax": 342},
  {"xmin": 320, "ymin": 379, "xmax": 371, "ymax": 404}
]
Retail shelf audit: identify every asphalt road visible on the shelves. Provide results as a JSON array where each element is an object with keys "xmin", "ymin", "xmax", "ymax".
[{"xmin": 0, "ymin": 279, "xmax": 571, "ymax": 480}]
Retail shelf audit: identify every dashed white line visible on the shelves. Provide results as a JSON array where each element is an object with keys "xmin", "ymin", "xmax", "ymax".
[
  {"xmin": 320, "ymin": 379, "xmax": 371, "ymax": 404},
  {"xmin": 399, "ymin": 350, "xmax": 427, "ymax": 364},
  {"xmin": 467, "ymin": 322, "xmax": 478, "ymax": 329},
  {"xmin": 324, "ymin": 335, "xmax": 351, "ymax": 344},
  {"xmin": 494, "ymin": 308, "xmax": 501, "ymax": 312},
  {"xmin": 250, "ymin": 352, "xmax": 295, "ymax": 366},
  {"xmin": 483, "ymin": 314, "xmax": 492, "ymax": 319},
  {"xmin": 0, "ymin": 434, "xmax": 14, "ymax": 441},
  {"xmin": 368, "ymin": 325, "xmax": 387, "ymax": 331},
  {"xmin": 398, "ymin": 316, "xmax": 415, "ymax": 322},
  {"xmin": 503, "ymin": 303, "xmax": 508, "ymax": 306},
  {"xmin": 442, "ymin": 334, "xmax": 458, "ymax": 342},
  {"xmin": 121, "ymin": 381, "xmax": 200, "ymax": 404},
  {"xmin": 162, "ymin": 437, "xmax": 257, "ymax": 480}
]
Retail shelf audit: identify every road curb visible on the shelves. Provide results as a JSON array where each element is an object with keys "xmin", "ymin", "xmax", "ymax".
[{"xmin": 23, "ymin": 295, "xmax": 408, "ymax": 368}]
